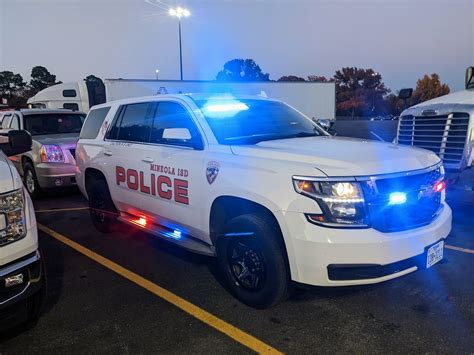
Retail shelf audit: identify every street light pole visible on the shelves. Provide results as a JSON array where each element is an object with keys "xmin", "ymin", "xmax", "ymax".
[
  {"xmin": 169, "ymin": 6, "xmax": 190, "ymax": 81},
  {"xmin": 178, "ymin": 19, "xmax": 183, "ymax": 81}
]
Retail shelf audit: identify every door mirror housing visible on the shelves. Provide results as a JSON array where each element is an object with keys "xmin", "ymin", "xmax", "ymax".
[
  {"xmin": 0, "ymin": 130, "xmax": 32, "ymax": 157},
  {"xmin": 316, "ymin": 118, "xmax": 332, "ymax": 131},
  {"xmin": 162, "ymin": 128, "xmax": 192, "ymax": 141},
  {"xmin": 398, "ymin": 88, "xmax": 413, "ymax": 100},
  {"xmin": 465, "ymin": 66, "xmax": 473, "ymax": 90}
]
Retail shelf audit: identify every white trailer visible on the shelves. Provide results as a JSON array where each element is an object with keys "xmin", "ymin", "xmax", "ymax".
[{"xmin": 28, "ymin": 79, "xmax": 336, "ymax": 120}]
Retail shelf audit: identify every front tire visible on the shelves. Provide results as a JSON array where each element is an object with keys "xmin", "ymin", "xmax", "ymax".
[
  {"xmin": 23, "ymin": 162, "xmax": 42, "ymax": 199},
  {"xmin": 86, "ymin": 177, "xmax": 118, "ymax": 233},
  {"xmin": 217, "ymin": 214, "xmax": 291, "ymax": 309}
]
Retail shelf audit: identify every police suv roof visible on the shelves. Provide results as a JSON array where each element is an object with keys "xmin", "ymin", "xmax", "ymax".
[{"xmin": 90, "ymin": 93, "xmax": 278, "ymax": 110}]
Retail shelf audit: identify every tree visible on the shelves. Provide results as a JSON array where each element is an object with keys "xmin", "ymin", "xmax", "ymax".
[
  {"xmin": 307, "ymin": 75, "xmax": 330, "ymax": 82},
  {"xmin": 0, "ymin": 71, "xmax": 26, "ymax": 99},
  {"xmin": 29, "ymin": 66, "xmax": 59, "ymax": 93},
  {"xmin": 411, "ymin": 74, "xmax": 449, "ymax": 105},
  {"xmin": 333, "ymin": 67, "xmax": 390, "ymax": 117},
  {"xmin": 216, "ymin": 59, "xmax": 270, "ymax": 82},
  {"xmin": 277, "ymin": 75, "xmax": 306, "ymax": 82}
]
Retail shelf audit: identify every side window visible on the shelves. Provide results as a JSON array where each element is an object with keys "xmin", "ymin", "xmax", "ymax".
[
  {"xmin": 63, "ymin": 90, "xmax": 77, "ymax": 97},
  {"xmin": 63, "ymin": 103, "xmax": 79, "ymax": 111},
  {"xmin": 80, "ymin": 106, "xmax": 111, "ymax": 139},
  {"xmin": 116, "ymin": 102, "xmax": 155, "ymax": 143},
  {"xmin": 150, "ymin": 102, "xmax": 202, "ymax": 148},
  {"xmin": 9, "ymin": 114, "xmax": 20, "ymax": 130}
]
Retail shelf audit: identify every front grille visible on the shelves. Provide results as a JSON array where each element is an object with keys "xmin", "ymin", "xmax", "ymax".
[
  {"xmin": 398, "ymin": 112, "xmax": 469, "ymax": 166},
  {"xmin": 363, "ymin": 167, "xmax": 443, "ymax": 233}
]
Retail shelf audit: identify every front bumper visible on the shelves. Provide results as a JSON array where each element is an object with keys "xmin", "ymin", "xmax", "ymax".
[
  {"xmin": 35, "ymin": 162, "xmax": 77, "ymax": 189},
  {"xmin": 277, "ymin": 203, "xmax": 452, "ymax": 286},
  {"xmin": 0, "ymin": 250, "xmax": 43, "ymax": 326}
]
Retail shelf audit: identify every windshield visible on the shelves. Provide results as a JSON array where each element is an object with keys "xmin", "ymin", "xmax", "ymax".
[
  {"xmin": 24, "ymin": 113, "xmax": 85, "ymax": 136},
  {"xmin": 196, "ymin": 99, "xmax": 326, "ymax": 145}
]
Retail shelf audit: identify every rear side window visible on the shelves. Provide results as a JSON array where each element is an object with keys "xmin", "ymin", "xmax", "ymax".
[
  {"xmin": 115, "ymin": 102, "xmax": 155, "ymax": 143},
  {"xmin": 63, "ymin": 90, "xmax": 77, "ymax": 97},
  {"xmin": 10, "ymin": 114, "xmax": 20, "ymax": 130},
  {"xmin": 63, "ymin": 103, "xmax": 79, "ymax": 111},
  {"xmin": 80, "ymin": 107, "xmax": 111, "ymax": 139}
]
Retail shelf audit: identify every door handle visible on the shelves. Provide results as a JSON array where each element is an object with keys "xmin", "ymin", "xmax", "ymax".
[
  {"xmin": 103, "ymin": 150, "xmax": 113, "ymax": 156},
  {"xmin": 142, "ymin": 157, "xmax": 154, "ymax": 163}
]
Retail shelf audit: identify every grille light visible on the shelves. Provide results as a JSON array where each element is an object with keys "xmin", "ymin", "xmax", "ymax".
[{"xmin": 389, "ymin": 192, "xmax": 407, "ymax": 205}]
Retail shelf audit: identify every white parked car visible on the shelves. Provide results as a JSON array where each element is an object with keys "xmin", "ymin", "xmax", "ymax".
[
  {"xmin": 0, "ymin": 130, "xmax": 44, "ymax": 329},
  {"xmin": 76, "ymin": 94, "xmax": 452, "ymax": 308}
]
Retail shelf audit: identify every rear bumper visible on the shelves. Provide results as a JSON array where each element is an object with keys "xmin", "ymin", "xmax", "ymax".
[
  {"xmin": 35, "ymin": 162, "xmax": 77, "ymax": 188},
  {"xmin": 0, "ymin": 250, "xmax": 43, "ymax": 326}
]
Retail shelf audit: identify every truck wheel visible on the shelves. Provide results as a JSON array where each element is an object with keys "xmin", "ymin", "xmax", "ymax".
[
  {"xmin": 23, "ymin": 162, "xmax": 42, "ymax": 199},
  {"xmin": 217, "ymin": 214, "xmax": 290, "ymax": 309},
  {"xmin": 87, "ymin": 177, "xmax": 118, "ymax": 233}
]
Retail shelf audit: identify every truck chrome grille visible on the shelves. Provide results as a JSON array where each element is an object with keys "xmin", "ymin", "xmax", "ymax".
[
  {"xmin": 363, "ymin": 167, "xmax": 443, "ymax": 233},
  {"xmin": 398, "ymin": 112, "xmax": 469, "ymax": 166}
]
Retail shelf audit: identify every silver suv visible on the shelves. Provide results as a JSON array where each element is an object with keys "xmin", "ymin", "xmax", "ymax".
[{"xmin": 0, "ymin": 109, "xmax": 86, "ymax": 198}]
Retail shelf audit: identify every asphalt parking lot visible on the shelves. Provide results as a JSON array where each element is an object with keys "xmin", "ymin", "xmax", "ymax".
[{"xmin": 1, "ymin": 185, "xmax": 473, "ymax": 354}]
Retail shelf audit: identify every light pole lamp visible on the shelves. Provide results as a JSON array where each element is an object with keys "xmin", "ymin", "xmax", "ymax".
[{"xmin": 169, "ymin": 7, "xmax": 190, "ymax": 81}]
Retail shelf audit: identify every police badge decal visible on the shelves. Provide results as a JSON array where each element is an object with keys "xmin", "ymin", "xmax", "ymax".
[{"xmin": 206, "ymin": 161, "xmax": 220, "ymax": 184}]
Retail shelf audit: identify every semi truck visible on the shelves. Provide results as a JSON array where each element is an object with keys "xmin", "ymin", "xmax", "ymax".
[
  {"xmin": 27, "ymin": 79, "xmax": 336, "ymax": 121},
  {"xmin": 396, "ymin": 67, "xmax": 474, "ymax": 172}
]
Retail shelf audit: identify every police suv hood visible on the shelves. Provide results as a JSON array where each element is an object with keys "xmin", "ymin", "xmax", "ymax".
[
  {"xmin": 230, "ymin": 136, "xmax": 440, "ymax": 177},
  {"xmin": 33, "ymin": 133, "xmax": 79, "ymax": 146},
  {"xmin": 0, "ymin": 152, "xmax": 23, "ymax": 194}
]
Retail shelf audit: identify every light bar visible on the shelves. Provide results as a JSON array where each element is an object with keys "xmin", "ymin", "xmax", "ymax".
[
  {"xmin": 204, "ymin": 103, "xmax": 249, "ymax": 113},
  {"xmin": 389, "ymin": 192, "xmax": 407, "ymax": 205}
]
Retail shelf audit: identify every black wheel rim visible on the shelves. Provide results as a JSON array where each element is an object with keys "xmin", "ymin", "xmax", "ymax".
[{"xmin": 227, "ymin": 238, "xmax": 266, "ymax": 291}]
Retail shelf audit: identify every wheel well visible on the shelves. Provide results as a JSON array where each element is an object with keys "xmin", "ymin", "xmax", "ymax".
[
  {"xmin": 209, "ymin": 196, "xmax": 286, "ymax": 250},
  {"xmin": 84, "ymin": 168, "xmax": 107, "ymax": 192}
]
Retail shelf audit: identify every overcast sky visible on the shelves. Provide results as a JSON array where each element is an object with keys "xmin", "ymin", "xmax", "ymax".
[{"xmin": 1, "ymin": 0, "xmax": 473, "ymax": 92}]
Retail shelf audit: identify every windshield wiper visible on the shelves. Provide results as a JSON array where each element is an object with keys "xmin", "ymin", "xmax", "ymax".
[{"xmin": 225, "ymin": 131, "xmax": 320, "ymax": 145}]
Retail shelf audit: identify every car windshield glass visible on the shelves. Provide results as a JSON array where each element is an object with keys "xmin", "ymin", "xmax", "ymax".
[
  {"xmin": 24, "ymin": 113, "xmax": 85, "ymax": 135},
  {"xmin": 195, "ymin": 99, "xmax": 326, "ymax": 145}
]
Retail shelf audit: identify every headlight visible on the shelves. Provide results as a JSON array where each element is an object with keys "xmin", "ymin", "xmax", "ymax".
[
  {"xmin": 40, "ymin": 144, "xmax": 64, "ymax": 162},
  {"xmin": 0, "ymin": 189, "xmax": 27, "ymax": 246},
  {"xmin": 293, "ymin": 178, "xmax": 369, "ymax": 227}
]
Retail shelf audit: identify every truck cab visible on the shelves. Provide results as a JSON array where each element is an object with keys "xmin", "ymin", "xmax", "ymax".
[{"xmin": 396, "ymin": 67, "xmax": 474, "ymax": 171}]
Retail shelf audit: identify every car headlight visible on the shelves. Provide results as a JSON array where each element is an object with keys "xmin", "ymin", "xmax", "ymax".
[
  {"xmin": 40, "ymin": 144, "xmax": 64, "ymax": 162},
  {"xmin": 293, "ymin": 178, "xmax": 369, "ymax": 227},
  {"xmin": 0, "ymin": 189, "xmax": 27, "ymax": 246}
]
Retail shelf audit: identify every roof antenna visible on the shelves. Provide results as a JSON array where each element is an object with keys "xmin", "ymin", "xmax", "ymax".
[
  {"xmin": 259, "ymin": 90, "xmax": 268, "ymax": 98},
  {"xmin": 157, "ymin": 87, "xmax": 168, "ymax": 95}
]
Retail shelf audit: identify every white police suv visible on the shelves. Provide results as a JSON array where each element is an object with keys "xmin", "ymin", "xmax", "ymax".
[{"xmin": 76, "ymin": 94, "xmax": 452, "ymax": 308}]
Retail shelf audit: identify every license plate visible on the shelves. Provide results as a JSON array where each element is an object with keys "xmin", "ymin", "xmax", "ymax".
[{"xmin": 426, "ymin": 241, "xmax": 444, "ymax": 268}]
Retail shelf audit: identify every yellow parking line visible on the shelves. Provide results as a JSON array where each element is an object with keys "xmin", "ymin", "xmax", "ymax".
[
  {"xmin": 35, "ymin": 207, "xmax": 89, "ymax": 213},
  {"xmin": 445, "ymin": 244, "xmax": 474, "ymax": 255},
  {"xmin": 37, "ymin": 223, "xmax": 282, "ymax": 354}
]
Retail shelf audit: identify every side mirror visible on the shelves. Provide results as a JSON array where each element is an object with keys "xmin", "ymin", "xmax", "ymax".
[
  {"xmin": 314, "ymin": 118, "xmax": 336, "ymax": 135},
  {"xmin": 465, "ymin": 66, "xmax": 473, "ymax": 89},
  {"xmin": 398, "ymin": 88, "xmax": 413, "ymax": 100},
  {"xmin": 0, "ymin": 130, "xmax": 32, "ymax": 157},
  {"xmin": 162, "ymin": 128, "xmax": 192, "ymax": 141}
]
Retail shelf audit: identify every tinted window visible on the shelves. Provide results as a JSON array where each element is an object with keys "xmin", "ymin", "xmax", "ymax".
[
  {"xmin": 10, "ymin": 115, "xmax": 20, "ymax": 130},
  {"xmin": 80, "ymin": 107, "xmax": 111, "ymax": 139},
  {"xmin": 1, "ymin": 114, "xmax": 11, "ymax": 128},
  {"xmin": 150, "ymin": 102, "xmax": 201, "ymax": 148},
  {"xmin": 116, "ymin": 102, "xmax": 155, "ymax": 143},
  {"xmin": 196, "ymin": 99, "xmax": 324, "ymax": 145},
  {"xmin": 63, "ymin": 103, "xmax": 79, "ymax": 111},
  {"xmin": 63, "ymin": 90, "xmax": 77, "ymax": 97},
  {"xmin": 24, "ymin": 114, "xmax": 85, "ymax": 135}
]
